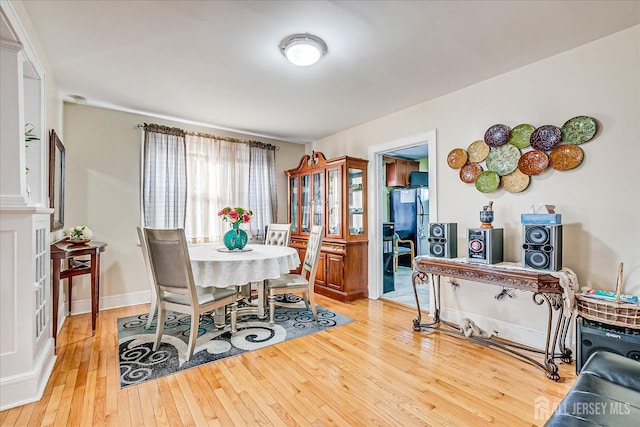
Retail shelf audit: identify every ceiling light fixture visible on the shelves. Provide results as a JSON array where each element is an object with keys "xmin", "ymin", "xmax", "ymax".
[{"xmin": 279, "ymin": 33, "xmax": 327, "ymax": 67}]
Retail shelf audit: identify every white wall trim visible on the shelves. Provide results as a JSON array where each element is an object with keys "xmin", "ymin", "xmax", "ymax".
[
  {"xmin": 367, "ymin": 130, "xmax": 437, "ymax": 300},
  {"xmin": 0, "ymin": 339, "xmax": 55, "ymax": 411},
  {"xmin": 68, "ymin": 289, "xmax": 151, "ymax": 316}
]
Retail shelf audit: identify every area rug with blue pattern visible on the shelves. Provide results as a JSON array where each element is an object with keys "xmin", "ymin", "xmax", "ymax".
[{"xmin": 117, "ymin": 295, "xmax": 352, "ymax": 388}]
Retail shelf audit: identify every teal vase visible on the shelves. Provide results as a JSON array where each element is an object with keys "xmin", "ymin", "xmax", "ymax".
[{"xmin": 223, "ymin": 223, "xmax": 248, "ymax": 250}]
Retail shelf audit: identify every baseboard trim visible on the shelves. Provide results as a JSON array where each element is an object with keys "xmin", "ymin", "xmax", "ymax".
[
  {"xmin": 0, "ymin": 339, "xmax": 56, "ymax": 411},
  {"xmin": 69, "ymin": 289, "xmax": 152, "ymax": 316},
  {"xmin": 440, "ymin": 307, "xmax": 576, "ymax": 350}
]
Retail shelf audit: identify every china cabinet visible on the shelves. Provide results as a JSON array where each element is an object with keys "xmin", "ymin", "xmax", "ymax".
[{"xmin": 286, "ymin": 152, "xmax": 368, "ymax": 302}]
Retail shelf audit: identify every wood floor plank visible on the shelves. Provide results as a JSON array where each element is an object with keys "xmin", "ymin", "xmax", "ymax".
[{"xmin": 0, "ymin": 295, "xmax": 578, "ymax": 426}]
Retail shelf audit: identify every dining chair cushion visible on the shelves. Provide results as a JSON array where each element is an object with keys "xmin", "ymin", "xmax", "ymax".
[
  {"xmin": 162, "ymin": 286, "xmax": 237, "ymax": 306},
  {"xmin": 266, "ymin": 273, "xmax": 309, "ymax": 288}
]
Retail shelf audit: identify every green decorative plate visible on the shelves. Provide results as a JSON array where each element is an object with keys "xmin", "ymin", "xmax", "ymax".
[
  {"xmin": 475, "ymin": 171, "xmax": 500, "ymax": 193},
  {"xmin": 561, "ymin": 116, "xmax": 597, "ymax": 144},
  {"xmin": 485, "ymin": 144, "xmax": 521, "ymax": 176},
  {"xmin": 508, "ymin": 124, "xmax": 535, "ymax": 149}
]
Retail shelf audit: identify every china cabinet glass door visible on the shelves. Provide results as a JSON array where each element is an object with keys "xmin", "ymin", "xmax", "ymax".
[
  {"xmin": 312, "ymin": 171, "xmax": 324, "ymax": 228},
  {"xmin": 327, "ymin": 167, "xmax": 342, "ymax": 237},
  {"xmin": 348, "ymin": 167, "xmax": 365, "ymax": 236},
  {"xmin": 301, "ymin": 174, "xmax": 311, "ymax": 233},
  {"xmin": 290, "ymin": 176, "xmax": 299, "ymax": 232}
]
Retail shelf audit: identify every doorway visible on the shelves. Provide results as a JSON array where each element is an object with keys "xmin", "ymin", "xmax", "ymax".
[{"xmin": 367, "ymin": 131, "xmax": 438, "ymax": 311}]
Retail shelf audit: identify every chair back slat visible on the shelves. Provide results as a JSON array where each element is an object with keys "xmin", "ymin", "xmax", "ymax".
[
  {"xmin": 302, "ymin": 225, "xmax": 324, "ymax": 282},
  {"xmin": 265, "ymin": 223, "xmax": 291, "ymax": 247}
]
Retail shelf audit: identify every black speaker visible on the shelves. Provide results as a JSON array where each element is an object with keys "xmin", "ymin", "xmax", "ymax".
[
  {"xmin": 576, "ymin": 316, "xmax": 640, "ymax": 373},
  {"xmin": 467, "ymin": 228, "xmax": 503, "ymax": 264},
  {"xmin": 522, "ymin": 224, "xmax": 562, "ymax": 271},
  {"xmin": 427, "ymin": 223, "xmax": 457, "ymax": 258}
]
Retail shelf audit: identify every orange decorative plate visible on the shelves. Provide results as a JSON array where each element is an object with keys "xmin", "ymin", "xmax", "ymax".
[
  {"xmin": 467, "ymin": 140, "xmax": 490, "ymax": 163},
  {"xmin": 549, "ymin": 144, "xmax": 584, "ymax": 171},
  {"xmin": 501, "ymin": 169, "xmax": 530, "ymax": 193},
  {"xmin": 518, "ymin": 150, "xmax": 549, "ymax": 175},
  {"xmin": 447, "ymin": 148, "xmax": 468, "ymax": 169},
  {"xmin": 460, "ymin": 162, "xmax": 483, "ymax": 183}
]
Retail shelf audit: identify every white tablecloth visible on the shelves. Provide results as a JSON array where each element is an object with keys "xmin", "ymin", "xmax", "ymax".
[{"xmin": 189, "ymin": 243, "xmax": 300, "ymax": 287}]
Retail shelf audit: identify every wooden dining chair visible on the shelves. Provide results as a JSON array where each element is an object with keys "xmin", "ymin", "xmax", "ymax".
[
  {"xmin": 247, "ymin": 223, "xmax": 292, "ymax": 314},
  {"xmin": 136, "ymin": 226, "xmax": 158, "ymax": 329},
  {"xmin": 141, "ymin": 227, "xmax": 238, "ymax": 361},
  {"xmin": 265, "ymin": 225, "xmax": 324, "ymax": 326},
  {"xmin": 394, "ymin": 232, "xmax": 415, "ymax": 272}
]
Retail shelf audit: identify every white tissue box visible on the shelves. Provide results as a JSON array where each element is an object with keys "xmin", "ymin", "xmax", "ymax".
[{"xmin": 521, "ymin": 213, "xmax": 562, "ymax": 224}]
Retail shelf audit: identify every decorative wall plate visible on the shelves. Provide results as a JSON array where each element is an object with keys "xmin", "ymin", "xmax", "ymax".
[
  {"xmin": 447, "ymin": 148, "xmax": 468, "ymax": 169},
  {"xmin": 508, "ymin": 124, "xmax": 535, "ymax": 149},
  {"xmin": 518, "ymin": 150, "xmax": 549, "ymax": 175},
  {"xmin": 460, "ymin": 162, "xmax": 483, "ymax": 183},
  {"xmin": 561, "ymin": 116, "xmax": 597, "ymax": 145},
  {"xmin": 484, "ymin": 124, "xmax": 511, "ymax": 147},
  {"xmin": 501, "ymin": 169, "xmax": 530, "ymax": 193},
  {"xmin": 467, "ymin": 140, "xmax": 490, "ymax": 163},
  {"xmin": 530, "ymin": 125, "xmax": 561, "ymax": 151},
  {"xmin": 549, "ymin": 144, "xmax": 584, "ymax": 171},
  {"xmin": 475, "ymin": 171, "xmax": 500, "ymax": 193},
  {"xmin": 485, "ymin": 144, "xmax": 520, "ymax": 176}
]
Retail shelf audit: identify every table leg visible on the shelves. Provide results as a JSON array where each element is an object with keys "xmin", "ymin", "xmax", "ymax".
[
  {"xmin": 533, "ymin": 292, "xmax": 566, "ymax": 381},
  {"xmin": 213, "ymin": 307, "xmax": 227, "ymax": 328},
  {"xmin": 90, "ymin": 251, "xmax": 98, "ymax": 334},
  {"xmin": 257, "ymin": 281, "xmax": 265, "ymax": 319},
  {"xmin": 413, "ymin": 271, "xmax": 440, "ymax": 331},
  {"xmin": 52, "ymin": 259, "xmax": 61, "ymax": 351}
]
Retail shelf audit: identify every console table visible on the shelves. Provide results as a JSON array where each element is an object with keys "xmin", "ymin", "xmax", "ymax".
[
  {"xmin": 51, "ymin": 240, "xmax": 107, "ymax": 347},
  {"xmin": 412, "ymin": 256, "xmax": 574, "ymax": 381}
]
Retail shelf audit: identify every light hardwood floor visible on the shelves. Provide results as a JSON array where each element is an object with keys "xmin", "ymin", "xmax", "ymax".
[{"xmin": 0, "ymin": 295, "xmax": 576, "ymax": 426}]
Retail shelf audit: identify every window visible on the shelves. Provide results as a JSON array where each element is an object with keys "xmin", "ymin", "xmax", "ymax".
[{"xmin": 142, "ymin": 124, "xmax": 277, "ymax": 241}]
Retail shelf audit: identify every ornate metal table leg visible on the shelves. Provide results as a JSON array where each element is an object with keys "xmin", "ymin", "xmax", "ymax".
[
  {"xmin": 558, "ymin": 311, "xmax": 573, "ymax": 363},
  {"xmin": 413, "ymin": 271, "xmax": 440, "ymax": 331},
  {"xmin": 412, "ymin": 270, "xmax": 426, "ymax": 330},
  {"xmin": 533, "ymin": 292, "xmax": 565, "ymax": 381}
]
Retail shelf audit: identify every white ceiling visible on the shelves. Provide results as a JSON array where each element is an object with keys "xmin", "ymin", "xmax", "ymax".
[{"xmin": 20, "ymin": 1, "xmax": 640, "ymax": 143}]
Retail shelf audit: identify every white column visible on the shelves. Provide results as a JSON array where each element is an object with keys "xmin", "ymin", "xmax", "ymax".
[{"xmin": 0, "ymin": 39, "xmax": 29, "ymax": 206}]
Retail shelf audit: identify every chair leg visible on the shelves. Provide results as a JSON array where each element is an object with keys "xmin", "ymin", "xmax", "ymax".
[
  {"xmin": 268, "ymin": 291, "xmax": 276, "ymax": 327},
  {"xmin": 153, "ymin": 304, "xmax": 165, "ymax": 351},
  {"xmin": 306, "ymin": 290, "xmax": 318, "ymax": 322},
  {"xmin": 146, "ymin": 289, "xmax": 157, "ymax": 330},
  {"xmin": 186, "ymin": 313, "xmax": 200, "ymax": 362}
]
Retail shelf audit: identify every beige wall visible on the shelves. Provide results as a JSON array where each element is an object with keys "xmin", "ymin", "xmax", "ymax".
[
  {"xmin": 314, "ymin": 26, "xmax": 640, "ymax": 340},
  {"xmin": 63, "ymin": 104, "xmax": 305, "ymax": 303}
]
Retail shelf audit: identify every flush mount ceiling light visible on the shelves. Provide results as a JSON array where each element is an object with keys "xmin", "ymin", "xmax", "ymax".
[{"xmin": 279, "ymin": 33, "xmax": 328, "ymax": 67}]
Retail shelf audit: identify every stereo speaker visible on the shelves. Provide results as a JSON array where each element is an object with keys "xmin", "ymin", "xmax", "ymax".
[
  {"xmin": 576, "ymin": 316, "xmax": 640, "ymax": 373},
  {"xmin": 427, "ymin": 223, "xmax": 457, "ymax": 258},
  {"xmin": 467, "ymin": 228, "xmax": 503, "ymax": 264},
  {"xmin": 522, "ymin": 224, "xmax": 562, "ymax": 271}
]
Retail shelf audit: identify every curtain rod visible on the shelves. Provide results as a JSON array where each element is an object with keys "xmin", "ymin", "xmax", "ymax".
[{"xmin": 137, "ymin": 123, "xmax": 279, "ymax": 149}]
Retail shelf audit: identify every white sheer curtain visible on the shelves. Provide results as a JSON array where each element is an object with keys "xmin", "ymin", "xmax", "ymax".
[
  {"xmin": 142, "ymin": 124, "xmax": 186, "ymax": 228},
  {"xmin": 185, "ymin": 133, "xmax": 250, "ymax": 242},
  {"xmin": 248, "ymin": 142, "xmax": 277, "ymax": 239}
]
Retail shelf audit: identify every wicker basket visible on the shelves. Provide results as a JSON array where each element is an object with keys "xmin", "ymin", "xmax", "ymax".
[{"xmin": 576, "ymin": 263, "xmax": 640, "ymax": 329}]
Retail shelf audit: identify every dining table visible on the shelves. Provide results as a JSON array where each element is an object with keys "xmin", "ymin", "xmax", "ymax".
[{"xmin": 188, "ymin": 243, "xmax": 300, "ymax": 319}]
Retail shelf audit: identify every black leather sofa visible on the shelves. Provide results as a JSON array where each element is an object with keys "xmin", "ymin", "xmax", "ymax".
[{"xmin": 545, "ymin": 351, "xmax": 640, "ymax": 426}]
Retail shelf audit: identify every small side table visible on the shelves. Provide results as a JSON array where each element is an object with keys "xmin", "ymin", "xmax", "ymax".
[{"xmin": 50, "ymin": 240, "xmax": 107, "ymax": 347}]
